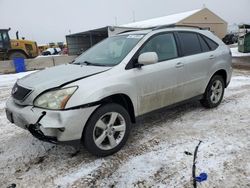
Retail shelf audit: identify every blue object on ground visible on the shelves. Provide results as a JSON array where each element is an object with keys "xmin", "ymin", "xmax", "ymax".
[
  {"xmin": 195, "ymin": 173, "xmax": 208, "ymax": 182},
  {"xmin": 13, "ymin": 58, "xmax": 26, "ymax": 73}
]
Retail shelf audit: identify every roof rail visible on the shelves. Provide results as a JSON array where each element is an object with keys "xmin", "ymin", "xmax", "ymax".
[
  {"xmin": 152, "ymin": 24, "xmax": 204, "ymax": 31},
  {"xmin": 118, "ymin": 30, "xmax": 141, "ymax": 34}
]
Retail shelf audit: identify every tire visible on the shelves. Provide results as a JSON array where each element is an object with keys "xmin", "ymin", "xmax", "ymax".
[
  {"xmin": 200, "ymin": 75, "xmax": 225, "ymax": 108},
  {"xmin": 9, "ymin": 51, "xmax": 27, "ymax": 60},
  {"xmin": 83, "ymin": 103, "xmax": 131, "ymax": 157}
]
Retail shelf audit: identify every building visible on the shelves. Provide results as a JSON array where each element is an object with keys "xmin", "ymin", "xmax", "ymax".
[
  {"xmin": 122, "ymin": 8, "xmax": 227, "ymax": 39},
  {"xmin": 66, "ymin": 26, "xmax": 139, "ymax": 55},
  {"xmin": 66, "ymin": 8, "xmax": 227, "ymax": 55}
]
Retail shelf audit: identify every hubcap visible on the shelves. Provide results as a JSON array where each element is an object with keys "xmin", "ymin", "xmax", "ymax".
[
  {"xmin": 210, "ymin": 80, "xmax": 223, "ymax": 104},
  {"xmin": 93, "ymin": 112, "xmax": 126, "ymax": 150}
]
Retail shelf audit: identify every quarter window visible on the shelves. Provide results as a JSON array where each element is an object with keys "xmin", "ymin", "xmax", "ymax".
[
  {"xmin": 139, "ymin": 33, "xmax": 178, "ymax": 62},
  {"xmin": 198, "ymin": 34, "xmax": 210, "ymax": 52},
  {"xmin": 203, "ymin": 36, "xmax": 218, "ymax": 50},
  {"xmin": 178, "ymin": 32, "xmax": 202, "ymax": 56}
]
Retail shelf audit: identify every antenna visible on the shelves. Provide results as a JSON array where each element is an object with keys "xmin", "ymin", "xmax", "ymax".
[
  {"xmin": 132, "ymin": 11, "xmax": 135, "ymax": 22},
  {"xmin": 202, "ymin": 3, "xmax": 206, "ymax": 8},
  {"xmin": 114, "ymin": 16, "xmax": 118, "ymax": 25}
]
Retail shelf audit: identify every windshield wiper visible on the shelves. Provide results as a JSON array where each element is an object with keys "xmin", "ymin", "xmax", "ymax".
[
  {"xmin": 73, "ymin": 61, "xmax": 88, "ymax": 65},
  {"xmin": 74, "ymin": 61, "xmax": 110, "ymax": 67},
  {"xmin": 69, "ymin": 60, "xmax": 75, "ymax": 64}
]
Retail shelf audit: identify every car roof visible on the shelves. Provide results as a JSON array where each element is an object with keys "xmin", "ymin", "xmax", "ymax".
[{"xmin": 118, "ymin": 27, "xmax": 223, "ymax": 46}]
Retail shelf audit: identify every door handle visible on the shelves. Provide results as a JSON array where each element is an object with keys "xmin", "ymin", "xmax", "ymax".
[
  {"xmin": 175, "ymin": 62, "xmax": 184, "ymax": 68},
  {"xmin": 209, "ymin": 55, "xmax": 215, "ymax": 59}
]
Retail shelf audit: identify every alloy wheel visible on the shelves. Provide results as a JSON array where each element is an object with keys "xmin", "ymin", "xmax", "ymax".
[
  {"xmin": 210, "ymin": 80, "xmax": 223, "ymax": 104},
  {"xmin": 93, "ymin": 112, "xmax": 126, "ymax": 150}
]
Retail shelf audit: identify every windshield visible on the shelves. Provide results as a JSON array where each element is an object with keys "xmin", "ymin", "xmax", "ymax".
[{"xmin": 73, "ymin": 34, "xmax": 144, "ymax": 66}]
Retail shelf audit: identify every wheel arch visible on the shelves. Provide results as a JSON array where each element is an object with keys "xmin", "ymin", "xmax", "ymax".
[
  {"xmin": 81, "ymin": 93, "xmax": 136, "ymax": 146},
  {"xmin": 97, "ymin": 93, "xmax": 136, "ymax": 123},
  {"xmin": 211, "ymin": 69, "xmax": 227, "ymax": 87},
  {"xmin": 8, "ymin": 49, "xmax": 28, "ymax": 59}
]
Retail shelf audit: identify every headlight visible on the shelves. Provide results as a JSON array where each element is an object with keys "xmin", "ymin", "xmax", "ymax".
[{"xmin": 34, "ymin": 86, "xmax": 77, "ymax": 110}]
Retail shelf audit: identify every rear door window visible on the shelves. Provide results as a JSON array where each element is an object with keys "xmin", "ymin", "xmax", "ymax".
[{"xmin": 178, "ymin": 32, "xmax": 202, "ymax": 56}]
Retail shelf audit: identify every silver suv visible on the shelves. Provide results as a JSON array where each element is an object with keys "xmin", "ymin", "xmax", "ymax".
[{"xmin": 6, "ymin": 26, "xmax": 232, "ymax": 156}]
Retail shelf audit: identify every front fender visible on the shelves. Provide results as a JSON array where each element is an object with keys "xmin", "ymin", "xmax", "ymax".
[{"xmin": 66, "ymin": 83, "xmax": 138, "ymax": 115}]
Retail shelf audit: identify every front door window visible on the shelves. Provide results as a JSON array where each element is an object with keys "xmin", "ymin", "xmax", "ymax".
[{"xmin": 139, "ymin": 33, "xmax": 178, "ymax": 62}]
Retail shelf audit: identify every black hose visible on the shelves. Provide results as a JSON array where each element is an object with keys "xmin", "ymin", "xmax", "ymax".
[
  {"xmin": 35, "ymin": 111, "xmax": 46, "ymax": 124},
  {"xmin": 192, "ymin": 140, "xmax": 202, "ymax": 188}
]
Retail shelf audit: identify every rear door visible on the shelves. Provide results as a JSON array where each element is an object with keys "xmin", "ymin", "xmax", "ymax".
[{"xmin": 176, "ymin": 31, "xmax": 217, "ymax": 100}]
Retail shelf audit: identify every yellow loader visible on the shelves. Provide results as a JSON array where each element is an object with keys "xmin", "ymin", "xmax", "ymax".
[{"xmin": 0, "ymin": 28, "xmax": 39, "ymax": 60}]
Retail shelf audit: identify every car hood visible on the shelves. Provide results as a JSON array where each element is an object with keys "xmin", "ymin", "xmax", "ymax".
[
  {"xmin": 18, "ymin": 64, "xmax": 110, "ymax": 89},
  {"xmin": 15, "ymin": 64, "xmax": 111, "ymax": 105}
]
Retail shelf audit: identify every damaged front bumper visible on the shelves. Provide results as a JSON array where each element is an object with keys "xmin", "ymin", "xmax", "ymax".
[
  {"xmin": 28, "ymin": 123, "xmax": 58, "ymax": 143},
  {"xmin": 5, "ymin": 97, "xmax": 98, "ymax": 142}
]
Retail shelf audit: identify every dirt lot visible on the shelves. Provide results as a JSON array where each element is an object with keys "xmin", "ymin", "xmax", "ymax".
[{"xmin": 0, "ymin": 69, "xmax": 250, "ymax": 188}]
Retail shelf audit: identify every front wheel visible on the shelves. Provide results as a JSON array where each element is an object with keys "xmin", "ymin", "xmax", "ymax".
[
  {"xmin": 200, "ymin": 75, "xmax": 225, "ymax": 108},
  {"xmin": 83, "ymin": 103, "xmax": 131, "ymax": 157}
]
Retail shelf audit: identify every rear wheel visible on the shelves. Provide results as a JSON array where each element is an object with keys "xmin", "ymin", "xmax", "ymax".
[
  {"xmin": 200, "ymin": 75, "xmax": 225, "ymax": 108},
  {"xmin": 8, "ymin": 51, "xmax": 27, "ymax": 60},
  {"xmin": 83, "ymin": 103, "xmax": 131, "ymax": 157}
]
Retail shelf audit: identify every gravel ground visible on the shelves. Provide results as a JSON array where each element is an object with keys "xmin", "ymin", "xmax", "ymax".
[{"xmin": 0, "ymin": 69, "xmax": 249, "ymax": 188}]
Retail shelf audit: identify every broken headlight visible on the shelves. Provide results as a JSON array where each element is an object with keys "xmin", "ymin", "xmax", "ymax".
[{"xmin": 34, "ymin": 86, "xmax": 77, "ymax": 110}]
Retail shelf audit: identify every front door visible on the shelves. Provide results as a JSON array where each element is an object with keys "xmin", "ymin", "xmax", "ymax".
[{"xmin": 132, "ymin": 32, "xmax": 184, "ymax": 115}]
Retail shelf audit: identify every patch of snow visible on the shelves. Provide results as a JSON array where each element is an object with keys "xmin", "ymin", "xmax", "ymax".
[
  {"xmin": 0, "ymin": 71, "xmax": 36, "ymax": 88},
  {"xmin": 35, "ymin": 54, "xmax": 67, "ymax": 59},
  {"xmin": 228, "ymin": 75, "xmax": 250, "ymax": 88},
  {"xmin": 111, "ymin": 141, "xmax": 192, "ymax": 187},
  {"xmin": 230, "ymin": 47, "xmax": 250, "ymax": 57},
  {"xmin": 54, "ymin": 159, "xmax": 103, "ymax": 188},
  {"xmin": 0, "ymin": 102, "xmax": 5, "ymax": 109},
  {"xmin": 0, "ymin": 70, "xmax": 250, "ymax": 187}
]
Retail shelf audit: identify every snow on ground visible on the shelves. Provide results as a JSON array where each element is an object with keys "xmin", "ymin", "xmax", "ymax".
[
  {"xmin": 0, "ymin": 71, "xmax": 35, "ymax": 88},
  {"xmin": 0, "ymin": 71, "xmax": 36, "ymax": 110},
  {"xmin": 35, "ymin": 54, "xmax": 64, "ymax": 59},
  {"xmin": 0, "ymin": 69, "xmax": 250, "ymax": 188},
  {"xmin": 231, "ymin": 47, "xmax": 250, "ymax": 57}
]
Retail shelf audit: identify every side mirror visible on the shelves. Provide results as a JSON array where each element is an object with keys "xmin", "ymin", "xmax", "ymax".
[{"xmin": 138, "ymin": 52, "xmax": 158, "ymax": 66}]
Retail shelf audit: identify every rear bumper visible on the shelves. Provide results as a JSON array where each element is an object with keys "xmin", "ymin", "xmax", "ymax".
[{"xmin": 5, "ymin": 97, "xmax": 98, "ymax": 142}]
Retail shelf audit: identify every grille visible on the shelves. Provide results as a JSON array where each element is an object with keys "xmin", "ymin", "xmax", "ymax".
[{"xmin": 12, "ymin": 83, "xmax": 32, "ymax": 101}]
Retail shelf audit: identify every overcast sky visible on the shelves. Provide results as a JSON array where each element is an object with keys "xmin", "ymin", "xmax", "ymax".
[{"xmin": 1, "ymin": 0, "xmax": 249, "ymax": 44}]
